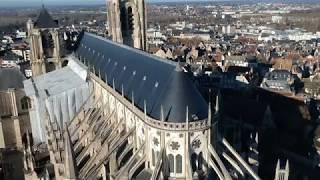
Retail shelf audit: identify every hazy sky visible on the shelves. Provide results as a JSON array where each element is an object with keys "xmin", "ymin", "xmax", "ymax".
[
  {"xmin": 0, "ymin": 0, "xmax": 204, "ymax": 3},
  {"xmin": 0, "ymin": 0, "xmax": 217, "ymax": 7},
  {"xmin": 0, "ymin": 0, "xmax": 316, "ymax": 6}
]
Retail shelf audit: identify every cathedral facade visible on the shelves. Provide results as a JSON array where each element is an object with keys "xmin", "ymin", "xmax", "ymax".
[{"xmin": 107, "ymin": 0, "xmax": 147, "ymax": 51}]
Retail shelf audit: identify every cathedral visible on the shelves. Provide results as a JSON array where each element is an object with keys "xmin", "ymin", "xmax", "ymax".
[
  {"xmin": 25, "ymin": 32, "xmax": 265, "ymax": 180},
  {"xmin": 21, "ymin": 1, "xmax": 294, "ymax": 180}
]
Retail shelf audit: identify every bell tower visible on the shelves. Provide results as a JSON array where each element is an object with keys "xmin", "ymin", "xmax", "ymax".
[
  {"xmin": 107, "ymin": 0, "xmax": 147, "ymax": 51},
  {"xmin": 27, "ymin": 5, "xmax": 61, "ymax": 77}
]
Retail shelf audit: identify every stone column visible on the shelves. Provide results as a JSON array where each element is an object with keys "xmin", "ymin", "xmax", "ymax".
[
  {"xmin": 109, "ymin": 151, "xmax": 118, "ymax": 177},
  {"xmin": 38, "ymin": 34, "xmax": 46, "ymax": 75},
  {"xmin": 0, "ymin": 116, "xmax": 5, "ymax": 148},
  {"xmin": 52, "ymin": 30, "xmax": 61, "ymax": 70},
  {"xmin": 9, "ymin": 89, "xmax": 23, "ymax": 149}
]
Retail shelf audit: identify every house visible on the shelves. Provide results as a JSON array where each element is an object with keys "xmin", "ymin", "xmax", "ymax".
[
  {"xmin": 0, "ymin": 51, "xmax": 22, "ymax": 67},
  {"xmin": 261, "ymin": 69, "xmax": 300, "ymax": 94}
]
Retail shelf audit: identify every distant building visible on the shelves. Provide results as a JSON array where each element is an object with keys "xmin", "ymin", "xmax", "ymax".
[
  {"xmin": 224, "ymin": 55, "xmax": 257, "ymax": 68},
  {"xmin": 147, "ymin": 28, "xmax": 166, "ymax": 46},
  {"xmin": 16, "ymin": 30, "xmax": 27, "ymax": 39},
  {"xmin": 261, "ymin": 69, "xmax": 299, "ymax": 94},
  {"xmin": 174, "ymin": 33, "xmax": 211, "ymax": 41},
  {"xmin": 0, "ymin": 51, "xmax": 22, "ymax": 67},
  {"xmin": 272, "ymin": 16, "xmax": 283, "ymax": 24}
]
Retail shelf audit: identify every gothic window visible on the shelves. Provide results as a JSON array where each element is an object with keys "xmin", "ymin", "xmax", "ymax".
[
  {"xmin": 156, "ymin": 151, "xmax": 160, "ymax": 162},
  {"xmin": 153, "ymin": 137, "xmax": 159, "ymax": 147},
  {"xmin": 62, "ymin": 60, "xmax": 69, "ymax": 67},
  {"xmin": 191, "ymin": 153, "xmax": 198, "ymax": 172},
  {"xmin": 168, "ymin": 154, "xmax": 174, "ymax": 173},
  {"xmin": 192, "ymin": 138, "xmax": 202, "ymax": 150},
  {"xmin": 176, "ymin": 154, "xmax": 182, "ymax": 173},
  {"xmin": 41, "ymin": 30, "xmax": 55, "ymax": 58},
  {"xmin": 120, "ymin": 6, "xmax": 127, "ymax": 32},
  {"xmin": 127, "ymin": 7, "xmax": 134, "ymax": 31},
  {"xmin": 21, "ymin": 96, "xmax": 32, "ymax": 110},
  {"xmin": 198, "ymin": 152, "xmax": 203, "ymax": 170}
]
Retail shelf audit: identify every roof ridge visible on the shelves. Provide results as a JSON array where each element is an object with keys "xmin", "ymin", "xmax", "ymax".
[{"xmin": 85, "ymin": 33, "xmax": 177, "ymax": 67}]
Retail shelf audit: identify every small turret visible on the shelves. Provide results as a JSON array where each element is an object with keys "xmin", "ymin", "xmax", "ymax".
[{"xmin": 274, "ymin": 159, "xmax": 289, "ymax": 180}]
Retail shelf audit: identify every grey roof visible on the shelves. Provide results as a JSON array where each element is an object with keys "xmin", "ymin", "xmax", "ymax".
[
  {"xmin": 2, "ymin": 51, "xmax": 21, "ymax": 61},
  {"xmin": 75, "ymin": 33, "xmax": 208, "ymax": 123},
  {"xmin": 0, "ymin": 68, "xmax": 25, "ymax": 90},
  {"xmin": 24, "ymin": 65, "xmax": 87, "ymax": 98},
  {"xmin": 265, "ymin": 70, "xmax": 293, "ymax": 81},
  {"xmin": 34, "ymin": 6, "xmax": 58, "ymax": 29}
]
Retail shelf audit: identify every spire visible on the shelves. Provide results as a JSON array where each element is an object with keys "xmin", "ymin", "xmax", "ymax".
[
  {"xmin": 144, "ymin": 100, "xmax": 147, "ymax": 116},
  {"xmin": 276, "ymin": 159, "xmax": 280, "ymax": 171},
  {"xmin": 63, "ymin": 127, "xmax": 78, "ymax": 179},
  {"xmin": 263, "ymin": 105, "xmax": 276, "ymax": 129},
  {"xmin": 34, "ymin": 4, "xmax": 59, "ymax": 29},
  {"xmin": 215, "ymin": 90, "xmax": 221, "ymax": 115},
  {"xmin": 274, "ymin": 159, "xmax": 289, "ymax": 180},
  {"xmin": 93, "ymin": 65, "xmax": 96, "ymax": 75},
  {"xmin": 285, "ymin": 160, "xmax": 289, "ymax": 172},
  {"xmin": 186, "ymin": 106, "xmax": 189, "ymax": 125},
  {"xmin": 131, "ymin": 91, "xmax": 135, "ymax": 106},
  {"xmin": 160, "ymin": 105, "xmax": 164, "ymax": 122},
  {"xmin": 208, "ymin": 100, "xmax": 212, "ymax": 125},
  {"xmin": 121, "ymin": 84, "xmax": 124, "ymax": 97}
]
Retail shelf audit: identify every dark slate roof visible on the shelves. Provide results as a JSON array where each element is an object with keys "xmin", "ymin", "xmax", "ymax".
[
  {"xmin": 34, "ymin": 6, "xmax": 58, "ymax": 29},
  {"xmin": 75, "ymin": 32, "xmax": 208, "ymax": 123},
  {"xmin": 0, "ymin": 68, "xmax": 26, "ymax": 90},
  {"xmin": 2, "ymin": 51, "xmax": 21, "ymax": 61}
]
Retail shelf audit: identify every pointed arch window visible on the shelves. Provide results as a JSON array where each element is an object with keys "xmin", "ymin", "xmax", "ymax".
[
  {"xmin": 127, "ymin": 6, "xmax": 134, "ymax": 31},
  {"xmin": 191, "ymin": 153, "xmax": 198, "ymax": 172},
  {"xmin": 168, "ymin": 154, "xmax": 174, "ymax": 173},
  {"xmin": 176, "ymin": 154, "xmax": 182, "ymax": 173},
  {"xmin": 198, "ymin": 152, "xmax": 203, "ymax": 170},
  {"xmin": 152, "ymin": 149, "xmax": 155, "ymax": 166},
  {"xmin": 21, "ymin": 96, "xmax": 32, "ymax": 110}
]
